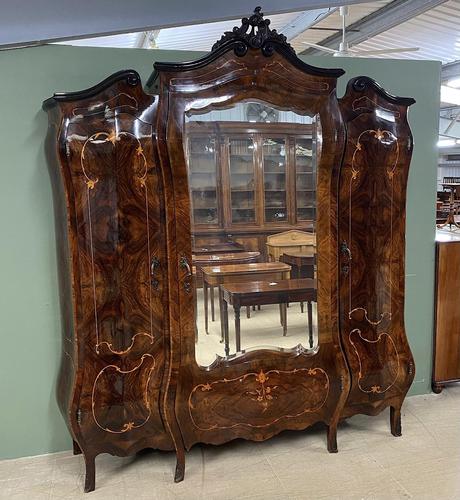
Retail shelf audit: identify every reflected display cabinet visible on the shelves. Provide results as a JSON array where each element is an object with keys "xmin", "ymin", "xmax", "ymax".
[
  {"xmin": 43, "ymin": 7, "xmax": 415, "ymax": 492},
  {"xmin": 186, "ymin": 121, "xmax": 317, "ymax": 259}
]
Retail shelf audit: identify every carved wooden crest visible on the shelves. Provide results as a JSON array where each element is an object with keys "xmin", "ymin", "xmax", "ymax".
[{"xmin": 212, "ymin": 6, "xmax": 295, "ymax": 57}]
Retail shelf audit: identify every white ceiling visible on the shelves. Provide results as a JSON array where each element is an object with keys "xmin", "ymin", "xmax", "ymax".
[
  {"xmin": 57, "ymin": 11, "xmax": 314, "ymax": 50},
  {"xmin": 291, "ymin": 1, "xmax": 391, "ymax": 53},
  {"xmin": 57, "ymin": 2, "xmax": 391, "ymax": 53},
  {"xmin": 54, "ymin": 1, "xmax": 460, "ymax": 68},
  {"xmin": 0, "ymin": 0, "xmax": 370, "ymax": 48},
  {"xmin": 353, "ymin": 0, "xmax": 460, "ymax": 63}
]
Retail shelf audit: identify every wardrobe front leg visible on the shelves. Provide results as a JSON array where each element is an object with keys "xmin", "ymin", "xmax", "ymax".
[
  {"xmin": 83, "ymin": 452, "xmax": 96, "ymax": 493},
  {"xmin": 174, "ymin": 447, "xmax": 185, "ymax": 483},
  {"xmin": 326, "ymin": 423, "xmax": 338, "ymax": 453},
  {"xmin": 390, "ymin": 405, "xmax": 402, "ymax": 437}
]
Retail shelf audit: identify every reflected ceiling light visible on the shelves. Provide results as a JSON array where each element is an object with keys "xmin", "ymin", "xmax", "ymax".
[
  {"xmin": 440, "ymin": 85, "xmax": 460, "ymax": 105},
  {"xmin": 437, "ymin": 139, "xmax": 456, "ymax": 147}
]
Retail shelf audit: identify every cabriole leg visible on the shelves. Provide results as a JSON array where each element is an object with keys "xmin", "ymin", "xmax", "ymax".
[
  {"xmin": 390, "ymin": 405, "xmax": 402, "ymax": 437},
  {"xmin": 327, "ymin": 423, "xmax": 338, "ymax": 453},
  {"xmin": 174, "ymin": 447, "xmax": 185, "ymax": 483},
  {"xmin": 83, "ymin": 453, "xmax": 96, "ymax": 493}
]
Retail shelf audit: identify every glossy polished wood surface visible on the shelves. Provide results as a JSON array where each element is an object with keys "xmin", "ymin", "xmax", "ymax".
[
  {"xmin": 433, "ymin": 239, "xmax": 460, "ymax": 392},
  {"xmin": 222, "ymin": 278, "xmax": 316, "ymax": 295},
  {"xmin": 192, "ymin": 251, "xmax": 260, "ymax": 263},
  {"xmin": 201, "ymin": 261, "xmax": 291, "ymax": 277},
  {"xmin": 153, "ymin": 7, "xmax": 349, "ymax": 474},
  {"xmin": 43, "ymin": 7, "xmax": 416, "ymax": 491},
  {"xmin": 338, "ymin": 76, "xmax": 415, "ymax": 428},
  {"xmin": 192, "ymin": 251, "xmax": 260, "ymax": 287},
  {"xmin": 192, "ymin": 241, "xmax": 244, "ymax": 254},
  {"xmin": 43, "ymin": 71, "xmax": 173, "ymax": 492}
]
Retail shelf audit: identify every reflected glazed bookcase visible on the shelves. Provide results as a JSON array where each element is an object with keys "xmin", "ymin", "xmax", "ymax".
[
  {"xmin": 186, "ymin": 121, "xmax": 316, "ymax": 259},
  {"xmin": 43, "ymin": 7, "xmax": 416, "ymax": 493}
]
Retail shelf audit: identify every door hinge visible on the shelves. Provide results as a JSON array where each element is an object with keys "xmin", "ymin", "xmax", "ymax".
[{"xmin": 408, "ymin": 361, "xmax": 414, "ymax": 376}]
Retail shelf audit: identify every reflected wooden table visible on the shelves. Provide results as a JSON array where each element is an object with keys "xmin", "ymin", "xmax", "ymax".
[
  {"xmin": 192, "ymin": 251, "xmax": 260, "ymax": 292},
  {"xmin": 438, "ymin": 183, "xmax": 460, "ymax": 230},
  {"xmin": 201, "ymin": 262, "xmax": 291, "ymax": 340},
  {"xmin": 280, "ymin": 252, "xmax": 316, "ymax": 313},
  {"xmin": 221, "ymin": 278, "xmax": 317, "ymax": 356},
  {"xmin": 192, "ymin": 241, "xmax": 245, "ymax": 254}
]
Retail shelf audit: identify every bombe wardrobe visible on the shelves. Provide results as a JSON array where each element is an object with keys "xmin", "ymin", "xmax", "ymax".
[{"xmin": 43, "ymin": 7, "xmax": 415, "ymax": 492}]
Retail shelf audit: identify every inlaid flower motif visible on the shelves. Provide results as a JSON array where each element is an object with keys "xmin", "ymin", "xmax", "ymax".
[
  {"xmin": 375, "ymin": 129, "xmax": 385, "ymax": 141},
  {"xmin": 107, "ymin": 131, "xmax": 118, "ymax": 144},
  {"xmin": 86, "ymin": 178, "xmax": 98, "ymax": 190}
]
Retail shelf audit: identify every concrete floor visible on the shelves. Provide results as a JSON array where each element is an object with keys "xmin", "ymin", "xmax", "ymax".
[{"xmin": 1, "ymin": 385, "xmax": 460, "ymax": 499}]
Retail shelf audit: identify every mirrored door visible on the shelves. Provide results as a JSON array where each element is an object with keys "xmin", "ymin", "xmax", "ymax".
[{"xmin": 184, "ymin": 102, "xmax": 319, "ymax": 366}]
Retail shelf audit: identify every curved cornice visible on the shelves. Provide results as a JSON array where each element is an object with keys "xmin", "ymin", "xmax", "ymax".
[
  {"xmin": 147, "ymin": 7, "xmax": 344, "ymax": 88},
  {"xmin": 42, "ymin": 70, "xmax": 141, "ymax": 111},
  {"xmin": 348, "ymin": 76, "xmax": 416, "ymax": 106}
]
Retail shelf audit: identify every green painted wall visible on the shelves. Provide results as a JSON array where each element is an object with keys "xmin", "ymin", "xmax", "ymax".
[{"xmin": 0, "ymin": 45, "xmax": 440, "ymax": 459}]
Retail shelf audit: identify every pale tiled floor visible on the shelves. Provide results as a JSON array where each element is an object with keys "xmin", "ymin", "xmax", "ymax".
[{"xmin": 1, "ymin": 386, "xmax": 460, "ymax": 499}]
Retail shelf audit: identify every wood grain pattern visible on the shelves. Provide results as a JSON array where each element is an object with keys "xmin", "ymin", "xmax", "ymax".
[
  {"xmin": 433, "ymin": 240, "xmax": 460, "ymax": 392},
  {"xmin": 43, "ymin": 9, "xmax": 416, "ymax": 491},
  {"xmin": 43, "ymin": 71, "xmax": 173, "ymax": 492},
  {"xmin": 338, "ymin": 76, "xmax": 415, "ymax": 424},
  {"xmin": 154, "ymin": 40, "xmax": 349, "ymax": 470}
]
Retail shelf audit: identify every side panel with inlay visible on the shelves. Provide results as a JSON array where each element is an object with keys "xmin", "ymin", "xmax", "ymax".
[
  {"xmin": 44, "ymin": 71, "xmax": 173, "ymax": 487},
  {"xmin": 338, "ymin": 77, "xmax": 415, "ymax": 420}
]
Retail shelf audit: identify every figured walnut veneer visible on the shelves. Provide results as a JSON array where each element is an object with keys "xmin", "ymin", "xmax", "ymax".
[
  {"xmin": 338, "ymin": 76, "xmax": 415, "ymax": 423},
  {"xmin": 43, "ymin": 8, "xmax": 415, "ymax": 493}
]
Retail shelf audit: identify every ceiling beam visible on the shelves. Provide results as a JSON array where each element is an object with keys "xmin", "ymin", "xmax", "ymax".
[
  {"xmin": 440, "ymin": 117, "xmax": 460, "ymax": 139},
  {"xmin": 136, "ymin": 30, "xmax": 161, "ymax": 49},
  {"xmin": 301, "ymin": 0, "xmax": 449, "ymax": 55},
  {"xmin": 279, "ymin": 7, "xmax": 337, "ymax": 41},
  {"xmin": 442, "ymin": 60, "xmax": 460, "ymax": 82},
  {"xmin": 0, "ymin": 0, "xmax": 371, "ymax": 49}
]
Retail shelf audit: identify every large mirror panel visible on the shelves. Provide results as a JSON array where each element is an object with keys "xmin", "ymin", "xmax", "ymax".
[{"xmin": 184, "ymin": 101, "xmax": 319, "ymax": 366}]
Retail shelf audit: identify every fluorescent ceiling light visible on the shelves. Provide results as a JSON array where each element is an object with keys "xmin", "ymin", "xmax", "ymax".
[
  {"xmin": 441, "ymin": 85, "xmax": 460, "ymax": 105},
  {"xmin": 437, "ymin": 139, "xmax": 457, "ymax": 147},
  {"xmin": 447, "ymin": 77, "xmax": 460, "ymax": 88}
]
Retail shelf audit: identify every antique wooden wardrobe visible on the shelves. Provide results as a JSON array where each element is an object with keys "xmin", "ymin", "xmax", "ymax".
[{"xmin": 43, "ymin": 8, "xmax": 415, "ymax": 492}]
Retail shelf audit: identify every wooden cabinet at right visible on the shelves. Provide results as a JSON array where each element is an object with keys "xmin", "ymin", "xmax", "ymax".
[{"xmin": 433, "ymin": 238, "xmax": 460, "ymax": 393}]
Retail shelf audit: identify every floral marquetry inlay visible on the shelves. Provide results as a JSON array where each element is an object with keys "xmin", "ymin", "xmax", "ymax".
[{"xmin": 188, "ymin": 367, "xmax": 330, "ymax": 431}]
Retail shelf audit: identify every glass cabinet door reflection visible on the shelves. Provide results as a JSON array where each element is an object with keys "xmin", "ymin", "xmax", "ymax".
[
  {"xmin": 184, "ymin": 101, "xmax": 319, "ymax": 366},
  {"xmin": 229, "ymin": 138, "xmax": 256, "ymax": 224}
]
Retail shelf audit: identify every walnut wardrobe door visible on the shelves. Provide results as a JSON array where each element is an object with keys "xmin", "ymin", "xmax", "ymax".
[
  {"xmin": 44, "ymin": 71, "xmax": 173, "ymax": 491},
  {"xmin": 338, "ymin": 77, "xmax": 415, "ymax": 423}
]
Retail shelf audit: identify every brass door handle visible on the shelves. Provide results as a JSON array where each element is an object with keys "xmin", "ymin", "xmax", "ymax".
[
  {"xmin": 340, "ymin": 241, "xmax": 352, "ymax": 276},
  {"xmin": 150, "ymin": 257, "xmax": 160, "ymax": 289},
  {"xmin": 179, "ymin": 256, "xmax": 192, "ymax": 293},
  {"xmin": 340, "ymin": 241, "xmax": 352, "ymax": 261}
]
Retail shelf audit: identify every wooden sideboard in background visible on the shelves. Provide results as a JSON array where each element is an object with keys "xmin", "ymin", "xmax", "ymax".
[{"xmin": 433, "ymin": 234, "xmax": 460, "ymax": 393}]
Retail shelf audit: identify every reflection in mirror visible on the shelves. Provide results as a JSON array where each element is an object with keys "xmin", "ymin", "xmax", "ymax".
[{"xmin": 184, "ymin": 101, "xmax": 319, "ymax": 366}]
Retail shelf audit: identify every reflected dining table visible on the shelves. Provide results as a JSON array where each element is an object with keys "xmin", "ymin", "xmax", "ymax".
[
  {"xmin": 192, "ymin": 241, "xmax": 245, "ymax": 254},
  {"xmin": 192, "ymin": 251, "xmax": 260, "ymax": 290},
  {"xmin": 201, "ymin": 262, "xmax": 291, "ymax": 340},
  {"xmin": 221, "ymin": 278, "xmax": 317, "ymax": 356}
]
